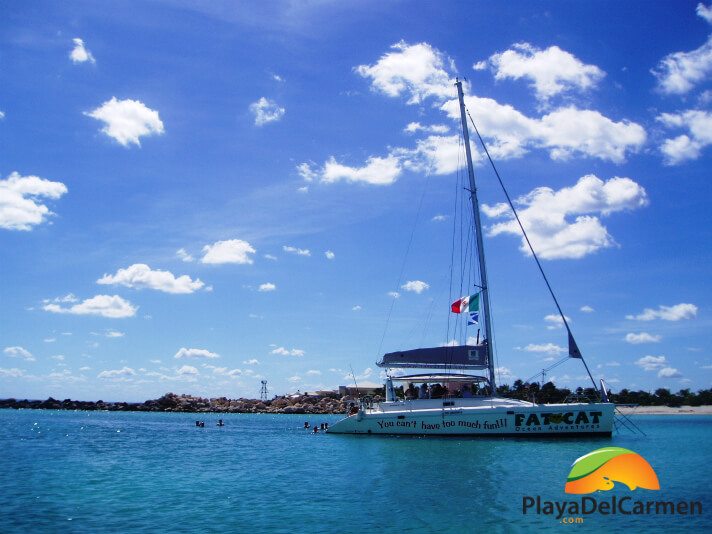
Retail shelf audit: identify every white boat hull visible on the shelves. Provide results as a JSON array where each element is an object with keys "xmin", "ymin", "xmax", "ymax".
[{"xmin": 328, "ymin": 399, "xmax": 615, "ymax": 437}]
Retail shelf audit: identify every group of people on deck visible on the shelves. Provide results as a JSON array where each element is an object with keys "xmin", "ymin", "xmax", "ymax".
[{"xmin": 403, "ymin": 382, "xmax": 489, "ymax": 400}]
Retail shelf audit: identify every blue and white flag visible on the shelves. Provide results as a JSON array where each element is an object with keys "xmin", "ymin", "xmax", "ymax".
[{"xmin": 468, "ymin": 311, "xmax": 479, "ymax": 325}]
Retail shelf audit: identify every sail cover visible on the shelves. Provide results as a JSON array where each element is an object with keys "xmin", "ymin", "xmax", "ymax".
[{"xmin": 377, "ymin": 345, "xmax": 488, "ymax": 369}]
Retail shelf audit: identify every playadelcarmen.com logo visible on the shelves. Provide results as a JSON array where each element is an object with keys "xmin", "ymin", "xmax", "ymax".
[{"xmin": 522, "ymin": 447, "xmax": 703, "ymax": 524}]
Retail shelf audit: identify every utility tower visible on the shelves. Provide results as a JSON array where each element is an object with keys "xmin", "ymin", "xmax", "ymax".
[{"xmin": 260, "ymin": 380, "xmax": 268, "ymax": 401}]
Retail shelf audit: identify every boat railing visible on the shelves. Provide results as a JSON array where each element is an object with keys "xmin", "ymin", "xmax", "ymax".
[
  {"xmin": 563, "ymin": 393, "xmax": 597, "ymax": 404},
  {"xmin": 359, "ymin": 396, "xmax": 375, "ymax": 410}
]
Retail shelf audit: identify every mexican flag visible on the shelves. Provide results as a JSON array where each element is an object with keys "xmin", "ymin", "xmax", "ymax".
[{"xmin": 451, "ymin": 293, "xmax": 479, "ymax": 314}]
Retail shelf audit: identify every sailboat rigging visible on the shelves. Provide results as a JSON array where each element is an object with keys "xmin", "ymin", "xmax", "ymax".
[{"xmin": 328, "ymin": 80, "xmax": 615, "ymax": 436}]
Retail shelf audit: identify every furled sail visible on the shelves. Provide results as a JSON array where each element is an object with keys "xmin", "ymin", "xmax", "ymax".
[{"xmin": 377, "ymin": 344, "xmax": 488, "ymax": 369}]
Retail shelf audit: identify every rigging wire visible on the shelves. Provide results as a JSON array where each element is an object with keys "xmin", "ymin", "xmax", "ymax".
[
  {"xmin": 376, "ymin": 167, "xmax": 433, "ymax": 361},
  {"xmin": 445, "ymin": 134, "xmax": 463, "ymax": 364},
  {"xmin": 465, "ymin": 109, "xmax": 599, "ymax": 394},
  {"xmin": 523, "ymin": 356, "xmax": 570, "ymax": 385}
]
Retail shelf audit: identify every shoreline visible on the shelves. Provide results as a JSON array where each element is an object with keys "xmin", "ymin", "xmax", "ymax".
[
  {"xmin": 0, "ymin": 393, "xmax": 346, "ymax": 415},
  {"xmin": 2, "ymin": 394, "xmax": 711, "ymax": 415},
  {"xmin": 614, "ymin": 405, "xmax": 712, "ymax": 415}
]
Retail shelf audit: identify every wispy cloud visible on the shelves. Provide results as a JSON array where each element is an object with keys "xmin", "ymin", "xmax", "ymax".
[
  {"xmin": 626, "ymin": 303, "xmax": 698, "ymax": 321},
  {"xmin": 271, "ymin": 347, "xmax": 305, "ymax": 357},
  {"xmin": 70, "ymin": 37, "xmax": 95, "ymax": 64},
  {"xmin": 249, "ymin": 97, "xmax": 285, "ymax": 126},
  {"xmin": 3, "ymin": 346, "xmax": 35, "ymax": 362},
  {"xmin": 283, "ymin": 245, "xmax": 310, "ymax": 256}
]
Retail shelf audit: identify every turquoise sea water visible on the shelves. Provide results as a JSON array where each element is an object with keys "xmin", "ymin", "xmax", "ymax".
[{"xmin": 0, "ymin": 409, "xmax": 709, "ymax": 533}]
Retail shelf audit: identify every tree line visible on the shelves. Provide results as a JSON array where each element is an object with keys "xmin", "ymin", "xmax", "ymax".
[
  {"xmin": 497, "ymin": 380, "xmax": 712, "ymax": 406},
  {"xmin": 385, "ymin": 380, "xmax": 712, "ymax": 406}
]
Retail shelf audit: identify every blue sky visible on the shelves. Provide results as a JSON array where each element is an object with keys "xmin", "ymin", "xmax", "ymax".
[{"xmin": 1, "ymin": 0, "xmax": 711, "ymax": 401}]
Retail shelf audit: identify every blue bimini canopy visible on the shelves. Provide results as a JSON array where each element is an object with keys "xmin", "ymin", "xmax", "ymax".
[{"xmin": 377, "ymin": 345, "xmax": 488, "ymax": 369}]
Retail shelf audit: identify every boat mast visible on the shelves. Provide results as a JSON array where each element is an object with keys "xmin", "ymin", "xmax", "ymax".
[{"xmin": 455, "ymin": 79, "xmax": 496, "ymax": 392}]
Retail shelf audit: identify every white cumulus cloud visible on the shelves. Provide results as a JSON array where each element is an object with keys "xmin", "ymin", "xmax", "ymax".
[
  {"xmin": 43, "ymin": 294, "xmax": 137, "ymax": 318},
  {"xmin": 625, "ymin": 332, "xmax": 662, "ymax": 344},
  {"xmin": 0, "ymin": 172, "xmax": 68, "ymax": 231},
  {"xmin": 174, "ymin": 347, "xmax": 220, "ymax": 359},
  {"xmin": 316, "ymin": 155, "xmax": 402, "ymax": 185},
  {"xmin": 658, "ymin": 367, "xmax": 682, "ymax": 378},
  {"xmin": 355, "ymin": 40, "xmax": 454, "ymax": 104},
  {"xmin": 488, "ymin": 43, "xmax": 605, "ymax": 102},
  {"xmin": 325, "ymin": 250, "xmax": 335, "ymax": 260},
  {"xmin": 626, "ymin": 303, "xmax": 698, "ymax": 321},
  {"xmin": 353, "ymin": 41, "xmax": 644, "ymax": 171},
  {"xmin": 3, "ymin": 346, "xmax": 35, "ymax": 362},
  {"xmin": 70, "ymin": 37, "xmax": 95, "ymax": 64},
  {"xmin": 258, "ymin": 283, "xmax": 276, "ymax": 292},
  {"xmin": 657, "ymin": 109, "xmax": 712, "ymax": 165},
  {"xmin": 580, "ymin": 305, "xmax": 594, "ymax": 313},
  {"xmin": 85, "ymin": 97, "xmax": 164, "ymax": 147},
  {"xmin": 395, "ymin": 134, "xmax": 478, "ymax": 176},
  {"xmin": 201, "ymin": 239, "xmax": 256, "ymax": 264},
  {"xmin": 401, "ymin": 280, "xmax": 429, "ymax": 294},
  {"xmin": 483, "ymin": 175, "xmax": 648, "ymax": 260},
  {"xmin": 249, "ymin": 97, "xmax": 285, "ymax": 126},
  {"xmin": 97, "ymin": 263, "xmax": 205, "ymax": 294},
  {"xmin": 652, "ymin": 34, "xmax": 712, "ymax": 95},
  {"xmin": 544, "ymin": 314, "xmax": 570, "ymax": 329},
  {"xmin": 635, "ymin": 355, "xmax": 667, "ymax": 371},
  {"xmin": 441, "ymin": 96, "xmax": 646, "ymax": 163}
]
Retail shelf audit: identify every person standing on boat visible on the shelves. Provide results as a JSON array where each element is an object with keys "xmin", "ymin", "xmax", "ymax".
[
  {"xmin": 418, "ymin": 383, "xmax": 429, "ymax": 399},
  {"xmin": 430, "ymin": 383, "xmax": 445, "ymax": 399},
  {"xmin": 405, "ymin": 383, "xmax": 418, "ymax": 400}
]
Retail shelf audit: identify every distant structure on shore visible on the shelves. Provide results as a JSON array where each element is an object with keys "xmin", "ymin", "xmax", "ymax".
[{"xmin": 260, "ymin": 380, "xmax": 268, "ymax": 402}]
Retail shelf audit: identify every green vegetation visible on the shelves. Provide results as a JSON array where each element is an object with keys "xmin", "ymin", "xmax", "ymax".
[{"xmin": 497, "ymin": 380, "xmax": 712, "ymax": 406}]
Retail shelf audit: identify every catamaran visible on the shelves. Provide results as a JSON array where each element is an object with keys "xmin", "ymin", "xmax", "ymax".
[{"xmin": 328, "ymin": 80, "xmax": 615, "ymax": 436}]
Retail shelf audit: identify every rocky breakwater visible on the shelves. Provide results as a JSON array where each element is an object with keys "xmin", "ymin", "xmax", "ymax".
[{"xmin": 0, "ymin": 392, "xmax": 348, "ymax": 414}]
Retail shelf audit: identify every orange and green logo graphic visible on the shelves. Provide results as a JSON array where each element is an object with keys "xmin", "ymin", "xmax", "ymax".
[{"xmin": 565, "ymin": 447, "xmax": 660, "ymax": 494}]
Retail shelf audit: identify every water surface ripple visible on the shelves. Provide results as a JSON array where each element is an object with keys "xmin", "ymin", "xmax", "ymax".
[{"xmin": 1, "ymin": 410, "xmax": 709, "ymax": 532}]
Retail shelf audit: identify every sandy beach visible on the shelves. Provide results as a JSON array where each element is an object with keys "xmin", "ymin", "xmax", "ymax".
[{"xmin": 615, "ymin": 405, "xmax": 712, "ymax": 415}]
